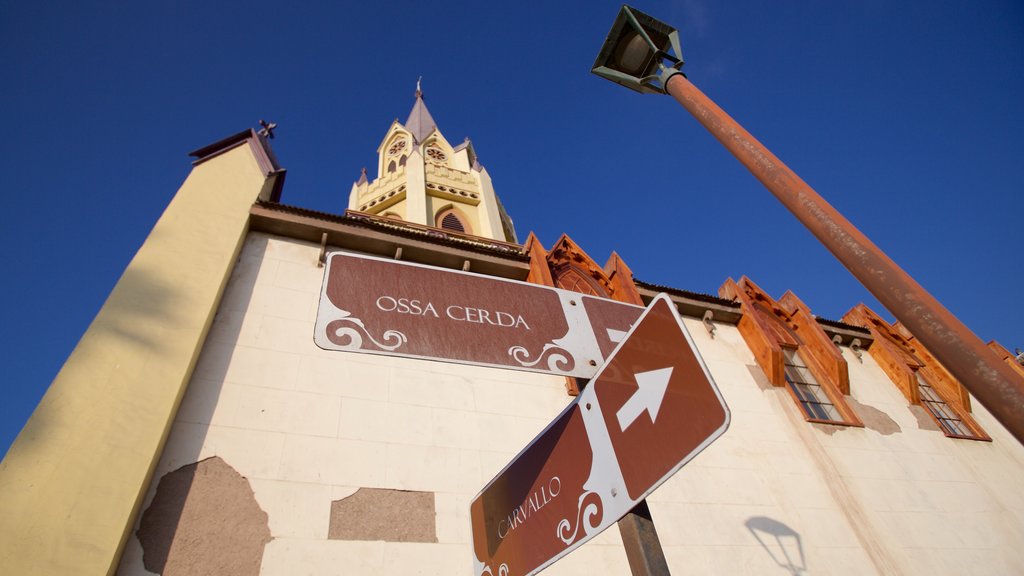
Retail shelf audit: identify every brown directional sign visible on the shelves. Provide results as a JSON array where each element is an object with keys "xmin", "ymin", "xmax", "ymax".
[
  {"xmin": 314, "ymin": 252, "xmax": 642, "ymax": 378},
  {"xmin": 593, "ymin": 295, "xmax": 730, "ymax": 500},
  {"xmin": 470, "ymin": 294, "xmax": 730, "ymax": 576}
]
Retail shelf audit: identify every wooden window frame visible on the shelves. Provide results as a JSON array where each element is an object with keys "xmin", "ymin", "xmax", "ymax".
[
  {"xmin": 842, "ymin": 304, "xmax": 990, "ymax": 441},
  {"xmin": 720, "ymin": 277, "xmax": 863, "ymax": 428},
  {"xmin": 782, "ymin": 347, "xmax": 848, "ymax": 424}
]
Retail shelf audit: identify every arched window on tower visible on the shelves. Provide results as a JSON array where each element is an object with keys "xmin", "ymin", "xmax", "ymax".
[
  {"xmin": 435, "ymin": 207, "xmax": 472, "ymax": 235},
  {"xmin": 399, "ymin": 155, "xmax": 407, "ymax": 167},
  {"xmin": 387, "ymin": 160, "xmax": 397, "ymax": 173}
]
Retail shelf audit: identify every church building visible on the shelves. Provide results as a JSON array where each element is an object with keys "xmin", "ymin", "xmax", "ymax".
[{"xmin": 2, "ymin": 89, "xmax": 1024, "ymax": 576}]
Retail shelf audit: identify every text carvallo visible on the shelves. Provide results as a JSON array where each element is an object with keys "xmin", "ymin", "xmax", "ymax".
[{"xmin": 497, "ymin": 476, "xmax": 561, "ymax": 539}]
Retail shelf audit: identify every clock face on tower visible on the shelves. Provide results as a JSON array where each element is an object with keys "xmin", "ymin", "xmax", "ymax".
[{"xmin": 387, "ymin": 139, "xmax": 407, "ymax": 156}]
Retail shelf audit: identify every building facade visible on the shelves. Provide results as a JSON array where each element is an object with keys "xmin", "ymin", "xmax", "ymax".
[{"xmin": 2, "ymin": 93, "xmax": 1024, "ymax": 576}]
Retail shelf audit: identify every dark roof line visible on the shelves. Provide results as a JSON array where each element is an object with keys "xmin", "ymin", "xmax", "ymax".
[
  {"xmin": 253, "ymin": 202, "xmax": 528, "ymax": 260},
  {"xmin": 815, "ymin": 315, "xmax": 871, "ymax": 334},
  {"xmin": 633, "ymin": 279, "xmax": 739, "ymax": 308}
]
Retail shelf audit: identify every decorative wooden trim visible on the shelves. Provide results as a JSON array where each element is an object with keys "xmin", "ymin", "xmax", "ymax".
[
  {"xmin": 721, "ymin": 277, "xmax": 861, "ymax": 427},
  {"xmin": 779, "ymin": 291, "xmax": 850, "ymax": 395},
  {"xmin": 891, "ymin": 320, "xmax": 972, "ymax": 410},
  {"xmin": 842, "ymin": 304, "xmax": 989, "ymax": 441},
  {"xmin": 521, "ymin": 234, "xmax": 646, "ymax": 397},
  {"xmin": 843, "ymin": 305, "xmax": 921, "ymax": 404},
  {"xmin": 547, "ymin": 235, "xmax": 615, "ymax": 297},
  {"xmin": 523, "ymin": 233, "xmax": 555, "ymax": 287},
  {"xmin": 604, "ymin": 252, "xmax": 644, "ymax": 306},
  {"xmin": 719, "ymin": 278, "xmax": 786, "ymax": 387},
  {"xmin": 988, "ymin": 341, "xmax": 1024, "ymax": 379}
]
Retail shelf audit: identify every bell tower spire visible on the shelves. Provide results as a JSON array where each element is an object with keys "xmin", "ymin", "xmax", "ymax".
[
  {"xmin": 405, "ymin": 79, "xmax": 438, "ymax": 145},
  {"xmin": 347, "ymin": 82, "xmax": 518, "ymax": 243}
]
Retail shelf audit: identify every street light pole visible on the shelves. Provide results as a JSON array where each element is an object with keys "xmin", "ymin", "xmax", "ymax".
[
  {"xmin": 591, "ymin": 5, "xmax": 1024, "ymax": 445},
  {"xmin": 661, "ymin": 72, "xmax": 1024, "ymax": 444}
]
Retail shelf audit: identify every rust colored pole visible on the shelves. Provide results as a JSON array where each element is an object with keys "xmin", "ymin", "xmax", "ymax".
[{"xmin": 664, "ymin": 73, "xmax": 1024, "ymax": 444}]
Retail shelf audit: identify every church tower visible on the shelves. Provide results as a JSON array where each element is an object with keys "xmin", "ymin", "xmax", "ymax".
[{"xmin": 348, "ymin": 83, "xmax": 518, "ymax": 243}]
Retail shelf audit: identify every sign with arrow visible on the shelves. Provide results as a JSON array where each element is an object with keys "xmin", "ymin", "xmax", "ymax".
[
  {"xmin": 470, "ymin": 294, "xmax": 730, "ymax": 576},
  {"xmin": 615, "ymin": 367, "xmax": 672, "ymax": 431}
]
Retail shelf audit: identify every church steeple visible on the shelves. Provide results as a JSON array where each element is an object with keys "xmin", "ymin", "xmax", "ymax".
[
  {"xmin": 405, "ymin": 80, "xmax": 438, "ymax": 144},
  {"xmin": 347, "ymin": 82, "xmax": 518, "ymax": 243}
]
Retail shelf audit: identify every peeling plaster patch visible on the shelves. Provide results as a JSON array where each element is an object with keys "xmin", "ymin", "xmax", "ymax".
[
  {"xmin": 329, "ymin": 488, "xmax": 437, "ymax": 542},
  {"xmin": 909, "ymin": 404, "xmax": 941, "ymax": 432},
  {"xmin": 746, "ymin": 364, "xmax": 773, "ymax": 391},
  {"xmin": 848, "ymin": 398, "xmax": 901, "ymax": 435},
  {"xmin": 136, "ymin": 456, "xmax": 272, "ymax": 576}
]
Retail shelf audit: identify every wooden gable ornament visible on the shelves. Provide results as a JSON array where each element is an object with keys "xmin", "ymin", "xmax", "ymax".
[{"xmin": 521, "ymin": 233, "xmax": 644, "ymax": 395}]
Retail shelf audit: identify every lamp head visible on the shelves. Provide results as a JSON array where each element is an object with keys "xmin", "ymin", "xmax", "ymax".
[{"xmin": 591, "ymin": 5, "xmax": 684, "ymax": 94}]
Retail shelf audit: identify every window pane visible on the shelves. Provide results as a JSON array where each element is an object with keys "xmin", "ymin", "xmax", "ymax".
[
  {"xmin": 783, "ymin": 350, "xmax": 841, "ymax": 423},
  {"xmin": 916, "ymin": 372, "xmax": 975, "ymax": 438},
  {"xmin": 784, "ymin": 364, "xmax": 804, "ymax": 385},
  {"xmin": 783, "ymin": 348, "xmax": 806, "ymax": 367}
]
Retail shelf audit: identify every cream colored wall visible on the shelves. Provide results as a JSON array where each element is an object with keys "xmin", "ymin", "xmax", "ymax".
[
  {"xmin": 115, "ymin": 233, "xmax": 1024, "ymax": 576},
  {"xmin": 648, "ymin": 319, "xmax": 883, "ymax": 574},
  {"xmin": 811, "ymin": 348, "xmax": 1024, "ymax": 574},
  {"xmin": 0, "ymin": 142, "xmax": 273, "ymax": 576},
  {"xmin": 116, "ymin": 233, "xmax": 633, "ymax": 575}
]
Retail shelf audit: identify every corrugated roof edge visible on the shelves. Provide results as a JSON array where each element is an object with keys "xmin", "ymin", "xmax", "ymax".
[
  {"xmin": 815, "ymin": 315, "xmax": 871, "ymax": 334},
  {"xmin": 633, "ymin": 279, "xmax": 740, "ymax": 308}
]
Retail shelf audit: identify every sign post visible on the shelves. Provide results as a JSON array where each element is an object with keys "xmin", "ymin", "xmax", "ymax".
[{"xmin": 470, "ymin": 294, "xmax": 730, "ymax": 575}]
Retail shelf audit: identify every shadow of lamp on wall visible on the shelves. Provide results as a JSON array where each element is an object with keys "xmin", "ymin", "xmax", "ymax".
[{"xmin": 745, "ymin": 516, "xmax": 806, "ymax": 575}]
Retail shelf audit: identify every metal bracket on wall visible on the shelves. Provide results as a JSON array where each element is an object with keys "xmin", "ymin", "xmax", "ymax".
[
  {"xmin": 702, "ymin": 310, "xmax": 716, "ymax": 337},
  {"xmin": 318, "ymin": 232, "xmax": 328, "ymax": 267},
  {"xmin": 394, "ymin": 247, "xmax": 403, "ymax": 261},
  {"xmin": 850, "ymin": 338, "xmax": 864, "ymax": 362},
  {"xmin": 462, "ymin": 260, "xmax": 472, "ymax": 272}
]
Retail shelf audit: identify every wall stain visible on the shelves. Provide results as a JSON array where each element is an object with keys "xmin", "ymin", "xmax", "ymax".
[
  {"xmin": 847, "ymin": 398, "xmax": 901, "ymax": 435},
  {"xmin": 908, "ymin": 404, "xmax": 941, "ymax": 432}
]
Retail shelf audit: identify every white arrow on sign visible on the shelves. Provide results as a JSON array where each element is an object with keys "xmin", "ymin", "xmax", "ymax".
[
  {"xmin": 607, "ymin": 328, "xmax": 628, "ymax": 343},
  {"xmin": 615, "ymin": 367, "xmax": 673, "ymax": 431}
]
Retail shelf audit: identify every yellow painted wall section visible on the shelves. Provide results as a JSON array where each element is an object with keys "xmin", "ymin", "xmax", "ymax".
[{"xmin": 0, "ymin": 142, "xmax": 273, "ymax": 575}]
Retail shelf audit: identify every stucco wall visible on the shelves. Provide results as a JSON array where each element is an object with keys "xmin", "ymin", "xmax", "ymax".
[{"xmin": 117, "ymin": 233, "xmax": 1024, "ymax": 576}]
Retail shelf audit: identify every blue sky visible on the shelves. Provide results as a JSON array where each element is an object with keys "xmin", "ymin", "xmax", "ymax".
[{"xmin": 2, "ymin": 1, "xmax": 1022, "ymax": 456}]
